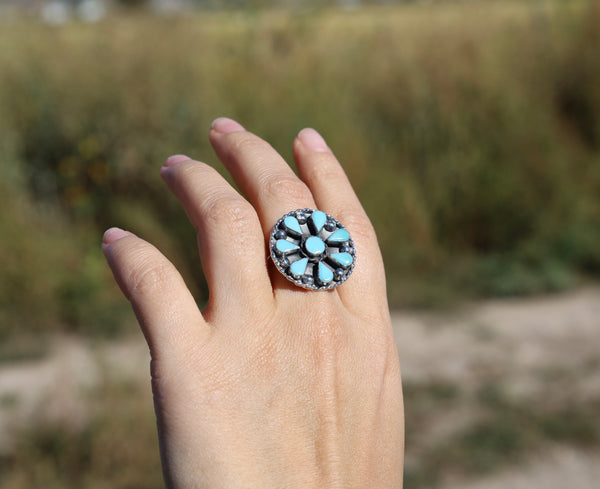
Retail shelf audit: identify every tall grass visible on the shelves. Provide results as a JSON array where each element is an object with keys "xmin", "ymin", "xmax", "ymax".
[{"xmin": 0, "ymin": 0, "xmax": 599, "ymax": 341}]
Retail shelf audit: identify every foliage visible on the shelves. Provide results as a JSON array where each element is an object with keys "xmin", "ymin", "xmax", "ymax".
[{"xmin": 0, "ymin": 0, "xmax": 599, "ymax": 340}]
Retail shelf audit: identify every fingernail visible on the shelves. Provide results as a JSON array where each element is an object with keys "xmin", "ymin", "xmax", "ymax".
[
  {"xmin": 103, "ymin": 227, "xmax": 132, "ymax": 245},
  {"xmin": 164, "ymin": 154, "xmax": 191, "ymax": 167},
  {"xmin": 210, "ymin": 117, "xmax": 245, "ymax": 134},
  {"xmin": 297, "ymin": 128, "xmax": 331, "ymax": 153}
]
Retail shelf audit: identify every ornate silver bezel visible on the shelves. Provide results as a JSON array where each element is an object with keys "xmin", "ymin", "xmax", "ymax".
[{"xmin": 269, "ymin": 208, "xmax": 356, "ymax": 291}]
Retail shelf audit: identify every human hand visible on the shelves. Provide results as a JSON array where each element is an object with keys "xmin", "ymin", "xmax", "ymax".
[{"xmin": 102, "ymin": 118, "xmax": 404, "ymax": 488}]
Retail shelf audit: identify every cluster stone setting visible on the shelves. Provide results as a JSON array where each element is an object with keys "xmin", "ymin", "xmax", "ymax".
[{"xmin": 270, "ymin": 209, "xmax": 356, "ymax": 290}]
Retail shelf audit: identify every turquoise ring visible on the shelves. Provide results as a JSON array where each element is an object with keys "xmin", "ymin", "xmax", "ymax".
[{"xmin": 270, "ymin": 209, "xmax": 356, "ymax": 290}]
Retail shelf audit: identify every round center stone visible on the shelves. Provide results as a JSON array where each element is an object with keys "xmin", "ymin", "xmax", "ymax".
[{"xmin": 304, "ymin": 236, "xmax": 326, "ymax": 257}]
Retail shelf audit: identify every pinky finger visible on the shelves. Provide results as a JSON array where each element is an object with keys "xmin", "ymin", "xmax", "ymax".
[{"xmin": 102, "ymin": 228, "xmax": 209, "ymax": 365}]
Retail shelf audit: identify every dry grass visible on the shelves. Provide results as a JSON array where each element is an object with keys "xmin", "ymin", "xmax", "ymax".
[{"xmin": 1, "ymin": 2, "xmax": 599, "ymax": 340}]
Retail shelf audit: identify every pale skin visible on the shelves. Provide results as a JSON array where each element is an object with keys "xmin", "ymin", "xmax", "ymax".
[{"xmin": 102, "ymin": 117, "xmax": 404, "ymax": 488}]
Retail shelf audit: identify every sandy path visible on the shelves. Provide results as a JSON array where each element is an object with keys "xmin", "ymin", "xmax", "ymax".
[
  {"xmin": 443, "ymin": 446, "xmax": 600, "ymax": 489},
  {"xmin": 394, "ymin": 286, "xmax": 600, "ymax": 400},
  {"xmin": 393, "ymin": 287, "xmax": 600, "ymax": 488}
]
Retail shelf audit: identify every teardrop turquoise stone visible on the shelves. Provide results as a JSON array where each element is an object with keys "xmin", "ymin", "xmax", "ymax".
[
  {"xmin": 305, "ymin": 236, "xmax": 325, "ymax": 256},
  {"xmin": 283, "ymin": 216, "xmax": 302, "ymax": 235},
  {"xmin": 290, "ymin": 258, "xmax": 308, "ymax": 277},
  {"xmin": 276, "ymin": 240, "xmax": 299, "ymax": 254},
  {"xmin": 330, "ymin": 252, "xmax": 353, "ymax": 268},
  {"xmin": 326, "ymin": 228, "xmax": 350, "ymax": 243},
  {"xmin": 318, "ymin": 262, "xmax": 334, "ymax": 284},
  {"xmin": 310, "ymin": 210, "xmax": 327, "ymax": 233}
]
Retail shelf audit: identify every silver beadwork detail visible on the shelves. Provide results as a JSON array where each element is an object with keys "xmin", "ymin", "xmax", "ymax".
[{"xmin": 270, "ymin": 208, "xmax": 356, "ymax": 290}]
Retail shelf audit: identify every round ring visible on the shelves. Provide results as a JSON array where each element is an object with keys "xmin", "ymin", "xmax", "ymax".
[{"xmin": 270, "ymin": 209, "xmax": 356, "ymax": 290}]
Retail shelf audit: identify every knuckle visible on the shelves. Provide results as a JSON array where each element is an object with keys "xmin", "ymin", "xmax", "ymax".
[
  {"xmin": 166, "ymin": 159, "xmax": 214, "ymax": 188},
  {"xmin": 127, "ymin": 255, "xmax": 176, "ymax": 297},
  {"xmin": 174, "ymin": 159, "xmax": 211, "ymax": 181},
  {"xmin": 263, "ymin": 173, "xmax": 312, "ymax": 204},
  {"xmin": 304, "ymin": 154, "xmax": 344, "ymax": 184},
  {"xmin": 204, "ymin": 195, "xmax": 258, "ymax": 236},
  {"xmin": 229, "ymin": 132, "xmax": 272, "ymax": 158}
]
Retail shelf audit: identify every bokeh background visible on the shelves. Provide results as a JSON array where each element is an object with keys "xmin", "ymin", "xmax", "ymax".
[{"xmin": 0, "ymin": 0, "xmax": 599, "ymax": 487}]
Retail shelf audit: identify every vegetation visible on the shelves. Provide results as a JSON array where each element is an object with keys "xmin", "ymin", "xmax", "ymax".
[{"xmin": 1, "ymin": 1, "xmax": 599, "ymax": 342}]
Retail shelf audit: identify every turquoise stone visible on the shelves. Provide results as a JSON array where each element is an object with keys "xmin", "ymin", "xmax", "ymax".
[
  {"xmin": 318, "ymin": 262, "xmax": 334, "ymax": 284},
  {"xmin": 305, "ymin": 236, "xmax": 325, "ymax": 256},
  {"xmin": 290, "ymin": 258, "xmax": 308, "ymax": 277},
  {"xmin": 326, "ymin": 228, "xmax": 350, "ymax": 244},
  {"xmin": 310, "ymin": 210, "xmax": 327, "ymax": 233},
  {"xmin": 276, "ymin": 240, "xmax": 299, "ymax": 254},
  {"xmin": 330, "ymin": 252, "xmax": 353, "ymax": 268},
  {"xmin": 283, "ymin": 216, "xmax": 303, "ymax": 236}
]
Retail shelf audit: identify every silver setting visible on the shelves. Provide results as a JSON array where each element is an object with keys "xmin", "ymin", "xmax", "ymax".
[{"xmin": 270, "ymin": 209, "xmax": 356, "ymax": 291}]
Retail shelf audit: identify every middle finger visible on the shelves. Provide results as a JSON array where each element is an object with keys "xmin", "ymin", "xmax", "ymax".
[{"xmin": 209, "ymin": 118, "xmax": 317, "ymax": 236}]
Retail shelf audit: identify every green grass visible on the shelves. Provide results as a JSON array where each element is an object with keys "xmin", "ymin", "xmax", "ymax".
[{"xmin": 0, "ymin": 0, "xmax": 599, "ymax": 338}]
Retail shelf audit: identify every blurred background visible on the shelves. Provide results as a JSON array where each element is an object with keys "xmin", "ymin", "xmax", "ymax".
[{"xmin": 0, "ymin": 0, "xmax": 599, "ymax": 487}]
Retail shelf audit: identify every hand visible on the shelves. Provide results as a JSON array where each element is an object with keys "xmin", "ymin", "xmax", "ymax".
[{"xmin": 102, "ymin": 118, "xmax": 404, "ymax": 489}]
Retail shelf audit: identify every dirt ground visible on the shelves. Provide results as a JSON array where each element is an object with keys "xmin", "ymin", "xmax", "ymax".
[
  {"xmin": 393, "ymin": 286, "xmax": 600, "ymax": 488},
  {"xmin": 1, "ymin": 287, "xmax": 599, "ymax": 487}
]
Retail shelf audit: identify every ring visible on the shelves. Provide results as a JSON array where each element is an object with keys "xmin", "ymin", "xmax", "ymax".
[{"xmin": 270, "ymin": 209, "xmax": 356, "ymax": 290}]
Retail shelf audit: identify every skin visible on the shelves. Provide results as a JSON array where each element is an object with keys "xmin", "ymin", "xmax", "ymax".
[{"xmin": 102, "ymin": 117, "xmax": 404, "ymax": 489}]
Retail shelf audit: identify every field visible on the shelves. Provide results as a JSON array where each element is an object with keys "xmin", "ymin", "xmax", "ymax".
[{"xmin": 0, "ymin": 0, "xmax": 599, "ymax": 487}]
